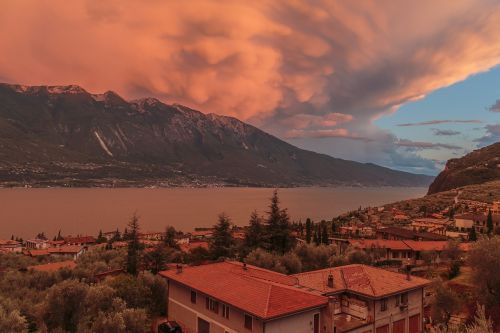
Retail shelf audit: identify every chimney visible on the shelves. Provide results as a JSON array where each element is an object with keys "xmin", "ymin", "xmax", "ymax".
[
  {"xmin": 405, "ymin": 265, "xmax": 411, "ymax": 281},
  {"xmin": 243, "ymin": 263, "xmax": 248, "ymax": 270},
  {"xmin": 176, "ymin": 264, "xmax": 183, "ymax": 274},
  {"xmin": 327, "ymin": 273, "xmax": 334, "ymax": 288}
]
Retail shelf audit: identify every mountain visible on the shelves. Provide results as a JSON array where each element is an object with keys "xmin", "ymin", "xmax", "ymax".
[
  {"xmin": 427, "ymin": 142, "xmax": 500, "ymax": 194},
  {"xmin": 0, "ymin": 83, "xmax": 433, "ymax": 187}
]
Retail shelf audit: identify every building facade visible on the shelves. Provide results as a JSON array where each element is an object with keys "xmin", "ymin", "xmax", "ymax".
[{"xmin": 160, "ymin": 262, "xmax": 430, "ymax": 333}]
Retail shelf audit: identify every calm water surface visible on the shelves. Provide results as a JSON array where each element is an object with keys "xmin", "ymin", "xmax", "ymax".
[{"xmin": 0, "ymin": 187, "xmax": 426, "ymax": 239}]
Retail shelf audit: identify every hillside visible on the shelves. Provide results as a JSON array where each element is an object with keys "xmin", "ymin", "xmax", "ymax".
[
  {"xmin": 428, "ymin": 143, "xmax": 500, "ymax": 194},
  {"xmin": 0, "ymin": 83, "xmax": 433, "ymax": 187}
]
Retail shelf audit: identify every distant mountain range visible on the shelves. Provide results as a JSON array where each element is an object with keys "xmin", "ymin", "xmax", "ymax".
[
  {"xmin": 0, "ymin": 83, "xmax": 433, "ymax": 187},
  {"xmin": 428, "ymin": 142, "xmax": 500, "ymax": 194}
]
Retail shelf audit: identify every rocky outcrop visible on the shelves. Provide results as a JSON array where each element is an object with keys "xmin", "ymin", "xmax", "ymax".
[{"xmin": 427, "ymin": 142, "xmax": 500, "ymax": 194}]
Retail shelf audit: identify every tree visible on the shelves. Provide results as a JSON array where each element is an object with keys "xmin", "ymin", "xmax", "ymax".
[
  {"xmin": 305, "ymin": 218, "xmax": 312, "ymax": 243},
  {"xmin": 469, "ymin": 227, "xmax": 477, "ymax": 241},
  {"xmin": 264, "ymin": 190, "xmax": 293, "ymax": 254},
  {"xmin": 487, "ymin": 210, "xmax": 493, "ymax": 235},
  {"xmin": 432, "ymin": 281, "xmax": 461, "ymax": 326},
  {"xmin": 313, "ymin": 229, "xmax": 319, "ymax": 245},
  {"xmin": 144, "ymin": 244, "xmax": 171, "ymax": 274},
  {"xmin": 42, "ymin": 280, "xmax": 89, "ymax": 332},
  {"xmin": 96, "ymin": 230, "xmax": 107, "ymax": 244},
  {"xmin": 163, "ymin": 226, "xmax": 179, "ymax": 249},
  {"xmin": 0, "ymin": 304, "xmax": 27, "ymax": 333},
  {"xmin": 321, "ymin": 222, "xmax": 329, "ymax": 245},
  {"xmin": 244, "ymin": 211, "xmax": 264, "ymax": 250},
  {"xmin": 209, "ymin": 213, "xmax": 234, "ymax": 259},
  {"xmin": 468, "ymin": 237, "xmax": 500, "ymax": 306},
  {"xmin": 126, "ymin": 214, "xmax": 141, "ymax": 276},
  {"xmin": 435, "ymin": 303, "xmax": 494, "ymax": 333},
  {"xmin": 112, "ymin": 228, "xmax": 122, "ymax": 242},
  {"xmin": 56, "ymin": 230, "xmax": 63, "ymax": 241}
]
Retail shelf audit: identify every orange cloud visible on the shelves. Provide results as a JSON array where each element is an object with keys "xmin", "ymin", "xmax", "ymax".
[{"xmin": 0, "ymin": 0, "xmax": 500, "ymax": 130}]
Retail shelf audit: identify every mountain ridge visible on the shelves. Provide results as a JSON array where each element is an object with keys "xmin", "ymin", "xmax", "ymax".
[{"xmin": 0, "ymin": 83, "xmax": 433, "ymax": 187}]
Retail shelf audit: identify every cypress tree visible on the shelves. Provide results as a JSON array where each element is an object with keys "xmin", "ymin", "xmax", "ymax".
[
  {"xmin": 487, "ymin": 210, "xmax": 493, "ymax": 235},
  {"xmin": 305, "ymin": 218, "xmax": 312, "ymax": 243},
  {"xmin": 313, "ymin": 229, "xmax": 319, "ymax": 245},
  {"xmin": 126, "ymin": 214, "xmax": 141, "ymax": 275},
  {"xmin": 469, "ymin": 226, "xmax": 477, "ymax": 242},
  {"xmin": 321, "ymin": 222, "xmax": 329, "ymax": 244}
]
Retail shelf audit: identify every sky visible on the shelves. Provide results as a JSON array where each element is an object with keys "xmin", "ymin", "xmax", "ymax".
[{"xmin": 0, "ymin": 0, "xmax": 499, "ymax": 175}]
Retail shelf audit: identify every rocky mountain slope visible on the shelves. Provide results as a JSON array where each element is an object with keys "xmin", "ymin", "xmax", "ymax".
[
  {"xmin": 427, "ymin": 142, "xmax": 500, "ymax": 194},
  {"xmin": 0, "ymin": 83, "xmax": 433, "ymax": 187}
]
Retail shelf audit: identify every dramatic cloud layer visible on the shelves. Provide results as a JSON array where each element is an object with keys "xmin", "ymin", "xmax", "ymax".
[
  {"xmin": 397, "ymin": 120, "xmax": 482, "ymax": 127},
  {"xmin": 1, "ymin": 0, "xmax": 500, "ymax": 174}
]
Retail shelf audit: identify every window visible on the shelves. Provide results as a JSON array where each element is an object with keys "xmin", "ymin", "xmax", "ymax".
[
  {"xmin": 395, "ymin": 295, "xmax": 399, "ymax": 307},
  {"xmin": 191, "ymin": 290, "xmax": 197, "ymax": 304},
  {"xmin": 206, "ymin": 297, "xmax": 219, "ymax": 314},
  {"xmin": 244, "ymin": 314, "xmax": 253, "ymax": 330},
  {"xmin": 401, "ymin": 292, "xmax": 408, "ymax": 305},
  {"xmin": 222, "ymin": 304, "xmax": 230, "ymax": 319},
  {"xmin": 380, "ymin": 298, "xmax": 387, "ymax": 311}
]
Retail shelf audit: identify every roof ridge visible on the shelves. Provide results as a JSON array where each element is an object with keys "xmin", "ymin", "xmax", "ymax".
[
  {"xmin": 362, "ymin": 266, "xmax": 376, "ymax": 296},
  {"xmin": 264, "ymin": 284, "xmax": 273, "ymax": 317}
]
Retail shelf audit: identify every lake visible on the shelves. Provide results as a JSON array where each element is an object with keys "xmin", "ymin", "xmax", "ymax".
[{"xmin": 0, "ymin": 187, "xmax": 427, "ymax": 239}]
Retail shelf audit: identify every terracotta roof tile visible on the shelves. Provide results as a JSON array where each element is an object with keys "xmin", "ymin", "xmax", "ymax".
[
  {"xmin": 293, "ymin": 264, "xmax": 430, "ymax": 298},
  {"xmin": 159, "ymin": 261, "xmax": 327, "ymax": 319},
  {"xmin": 349, "ymin": 239, "xmax": 410, "ymax": 251}
]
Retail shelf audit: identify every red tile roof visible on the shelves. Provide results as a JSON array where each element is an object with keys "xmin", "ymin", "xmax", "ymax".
[
  {"xmin": 403, "ymin": 240, "xmax": 448, "ymax": 252},
  {"xmin": 64, "ymin": 236, "xmax": 96, "ymax": 244},
  {"xmin": 349, "ymin": 239, "xmax": 410, "ymax": 251},
  {"xmin": 28, "ymin": 249, "xmax": 50, "ymax": 257},
  {"xmin": 293, "ymin": 264, "xmax": 430, "ymax": 298},
  {"xmin": 48, "ymin": 245, "xmax": 83, "ymax": 254},
  {"xmin": 159, "ymin": 261, "xmax": 327, "ymax": 320},
  {"xmin": 28, "ymin": 260, "xmax": 76, "ymax": 272}
]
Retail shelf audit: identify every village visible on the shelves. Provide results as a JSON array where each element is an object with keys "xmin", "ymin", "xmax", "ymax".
[{"xmin": 1, "ymin": 193, "xmax": 499, "ymax": 333}]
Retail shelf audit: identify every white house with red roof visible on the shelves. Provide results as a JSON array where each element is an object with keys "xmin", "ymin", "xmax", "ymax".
[{"xmin": 160, "ymin": 262, "xmax": 430, "ymax": 333}]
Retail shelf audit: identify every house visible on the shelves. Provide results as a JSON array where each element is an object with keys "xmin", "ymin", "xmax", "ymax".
[
  {"xmin": 0, "ymin": 240, "xmax": 23, "ymax": 253},
  {"xmin": 465, "ymin": 213, "xmax": 500, "ymax": 234},
  {"xmin": 25, "ymin": 238, "xmax": 49, "ymax": 249},
  {"xmin": 139, "ymin": 231, "xmax": 164, "ymax": 241},
  {"xmin": 27, "ymin": 260, "xmax": 76, "ymax": 272},
  {"xmin": 349, "ymin": 240, "xmax": 413, "ymax": 262},
  {"xmin": 376, "ymin": 227, "xmax": 447, "ymax": 241},
  {"xmin": 64, "ymin": 236, "xmax": 96, "ymax": 246},
  {"xmin": 48, "ymin": 245, "xmax": 85, "ymax": 260},
  {"xmin": 179, "ymin": 241, "xmax": 209, "ymax": 253},
  {"xmin": 48, "ymin": 240, "xmax": 66, "ymax": 247},
  {"xmin": 160, "ymin": 261, "xmax": 329, "ymax": 333},
  {"xmin": 453, "ymin": 215, "xmax": 475, "ymax": 232},
  {"xmin": 409, "ymin": 219, "xmax": 451, "ymax": 235},
  {"xmin": 160, "ymin": 262, "xmax": 430, "ymax": 333},
  {"xmin": 294, "ymin": 265, "xmax": 430, "ymax": 333},
  {"xmin": 492, "ymin": 201, "xmax": 500, "ymax": 215},
  {"xmin": 190, "ymin": 229, "xmax": 214, "ymax": 240}
]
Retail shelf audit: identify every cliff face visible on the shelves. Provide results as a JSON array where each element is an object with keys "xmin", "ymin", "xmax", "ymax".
[
  {"xmin": 427, "ymin": 142, "xmax": 500, "ymax": 194},
  {"xmin": 0, "ymin": 83, "xmax": 433, "ymax": 187}
]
